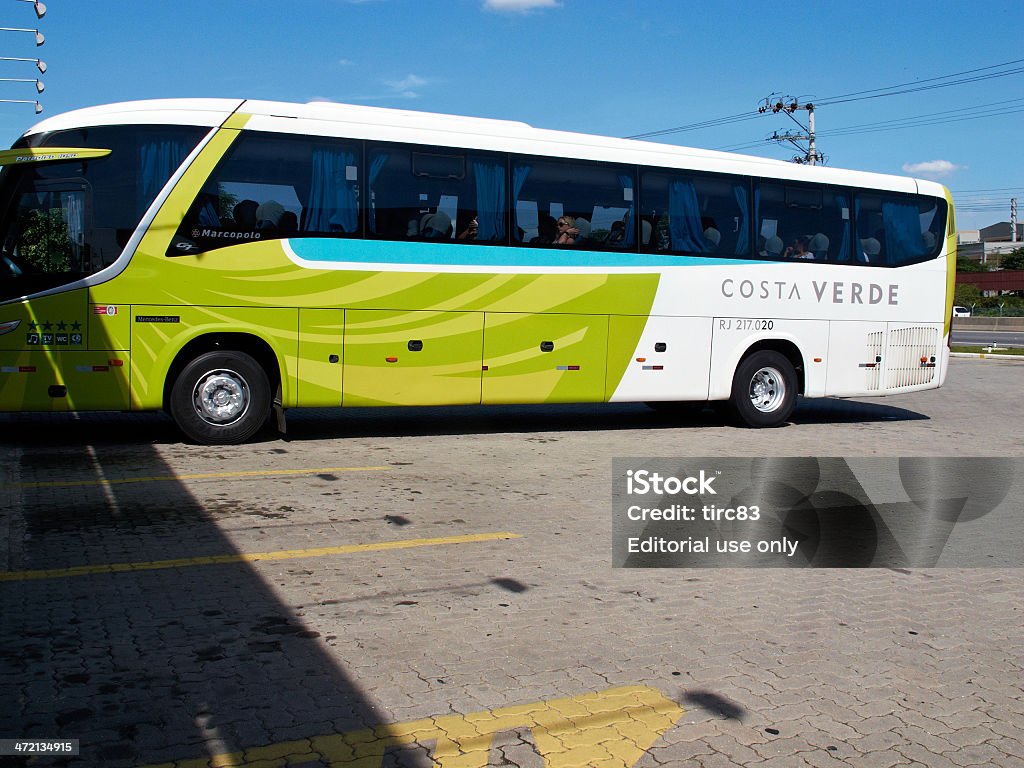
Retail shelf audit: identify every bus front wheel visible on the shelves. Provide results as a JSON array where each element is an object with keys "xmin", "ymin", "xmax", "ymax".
[
  {"xmin": 728, "ymin": 350, "xmax": 797, "ymax": 428},
  {"xmin": 170, "ymin": 350, "xmax": 271, "ymax": 444}
]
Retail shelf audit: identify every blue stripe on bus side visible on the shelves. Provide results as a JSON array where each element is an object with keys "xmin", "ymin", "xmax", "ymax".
[{"xmin": 287, "ymin": 239, "xmax": 773, "ymax": 269}]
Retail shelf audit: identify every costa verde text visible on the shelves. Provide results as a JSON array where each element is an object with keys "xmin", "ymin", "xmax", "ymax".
[{"xmin": 721, "ymin": 279, "xmax": 899, "ymax": 305}]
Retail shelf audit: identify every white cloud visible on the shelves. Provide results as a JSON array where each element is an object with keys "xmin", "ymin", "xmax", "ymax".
[
  {"xmin": 901, "ymin": 160, "xmax": 965, "ymax": 179},
  {"xmin": 338, "ymin": 58, "xmax": 354, "ymax": 66},
  {"xmin": 483, "ymin": 0, "xmax": 561, "ymax": 12},
  {"xmin": 383, "ymin": 74, "xmax": 429, "ymax": 99}
]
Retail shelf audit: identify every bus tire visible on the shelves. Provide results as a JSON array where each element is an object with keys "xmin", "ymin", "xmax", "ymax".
[
  {"xmin": 728, "ymin": 350, "xmax": 796, "ymax": 428},
  {"xmin": 169, "ymin": 350, "xmax": 271, "ymax": 444}
]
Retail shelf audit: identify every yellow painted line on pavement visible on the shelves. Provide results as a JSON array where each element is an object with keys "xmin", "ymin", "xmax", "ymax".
[
  {"xmin": 0, "ymin": 532, "xmax": 521, "ymax": 582},
  {"xmin": 6, "ymin": 465, "xmax": 391, "ymax": 489},
  {"xmin": 140, "ymin": 684, "xmax": 684, "ymax": 768}
]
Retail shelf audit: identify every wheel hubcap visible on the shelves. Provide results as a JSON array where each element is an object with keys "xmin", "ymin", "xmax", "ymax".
[
  {"xmin": 748, "ymin": 366, "xmax": 786, "ymax": 413},
  {"xmin": 193, "ymin": 369, "xmax": 250, "ymax": 425}
]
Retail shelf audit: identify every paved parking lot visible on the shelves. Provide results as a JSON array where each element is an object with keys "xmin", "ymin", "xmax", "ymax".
[{"xmin": 1, "ymin": 356, "xmax": 1022, "ymax": 767}]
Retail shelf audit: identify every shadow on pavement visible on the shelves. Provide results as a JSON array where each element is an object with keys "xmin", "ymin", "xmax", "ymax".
[
  {"xmin": 0, "ymin": 394, "xmax": 928, "ymax": 448},
  {"xmin": 0, "ymin": 434, "xmax": 385, "ymax": 767},
  {"xmin": 681, "ymin": 689, "xmax": 747, "ymax": 721}
]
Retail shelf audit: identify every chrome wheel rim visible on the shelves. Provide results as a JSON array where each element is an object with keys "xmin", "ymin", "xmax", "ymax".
[
  {"xmin": 192, "ymin": 369, "xmax": 250, "ymax": 426},
  {"xmin": 748, "ymin": 366, "xmax": 786, "ymax": 413}
]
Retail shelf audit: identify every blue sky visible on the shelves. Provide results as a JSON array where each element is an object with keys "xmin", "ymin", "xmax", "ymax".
[{"xmin": 0, "ymin": 0, "xmax": 1021, "ymax": 230}]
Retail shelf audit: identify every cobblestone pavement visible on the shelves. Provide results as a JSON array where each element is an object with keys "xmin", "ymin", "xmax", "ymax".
[{"xmin": 1, "ymin": 357, "xmax": 1022, "ymax": 767}]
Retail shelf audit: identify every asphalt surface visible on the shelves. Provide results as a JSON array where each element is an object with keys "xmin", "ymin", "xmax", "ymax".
[
  {"xmin": 952, "ymin": 330, "xmax": 1024, "ymax": 348},
  {"xmin": 1, "ymin": 356, "xmax": 1022, "ymax": 767}
]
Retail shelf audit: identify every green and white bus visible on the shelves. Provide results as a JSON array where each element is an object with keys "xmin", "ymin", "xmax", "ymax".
[{"xmin": 0, "ymin": 99, "xmax": 955, "ymax": 443}]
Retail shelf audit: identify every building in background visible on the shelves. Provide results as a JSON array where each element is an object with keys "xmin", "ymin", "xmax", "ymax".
[{"xmin": 957, "ymin": 222, "xmax": 1022, "ymax": 269}]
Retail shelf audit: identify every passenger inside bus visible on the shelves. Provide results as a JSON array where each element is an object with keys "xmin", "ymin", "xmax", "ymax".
[
  {"xmin": 531, "ymin": 214, "xmax": 558, "ymax": 244},
  {"xmin": 279, "ymin": 211, "xmax": 298, "ymax": 235},
  {"xmin": 457, "ymin": 214, "xmax": 479, "ymax": 240},
  {"xmin": 555, "ymin": 216, "xmax": 580, "ymax": 245},
  {"xmin": 606, "ymin": 219, "xmax": 627, "ymax": 245},
  {"xmin": 784, "ymin": 235, "xmax": 813, "ymax": 260},
  {"xmin": 233, "ymin": 199, "xmax": 258, "ymax": 230}
]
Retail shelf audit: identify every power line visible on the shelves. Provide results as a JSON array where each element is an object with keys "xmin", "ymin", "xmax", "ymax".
[
  {"xmin": 815, "ymin": 57, "xmax": 1024, "ymax": 105},
  {"xmin": 714, "ymin": 97, "xmax": 1024, "ymax": 152},
  {"xmin": 625, "ymin": 111, "xmax": 766, "ymax": 140},
  {"xmin": 818, "ymin": 67, "xmax": 1024, "ymax": 107},
  {"xmin": 818, "ymin": 107, "xmax": 1024, "ymax": 139},
  {"xmin": 815, "ymin": 97, "xmax": 1024, "ymax": 134},
  {"xmin": 625, "ymin": 56, "xmax": 1024, "ymax": 141},
  {"xmin": 951, "ymin": 187, "xmax": 1024, "ymax": 194}
]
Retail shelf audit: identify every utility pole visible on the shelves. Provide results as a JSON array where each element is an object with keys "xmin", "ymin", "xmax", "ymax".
[
  {"xmin": 1012, "ymin": 198, "xmax": 1018, "ymax": 243},
  {"xmin": 758, "ymin": 94, "xmax": 823, "ymax": 165},
  {"xmin": 807, "ymin": 106, "xmax": 817, "ymax": 167}
]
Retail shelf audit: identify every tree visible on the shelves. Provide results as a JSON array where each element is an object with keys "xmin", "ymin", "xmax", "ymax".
[
  {"xmin": 956, "ymin": 255, "xmax": 989, "ymax": 272},
  {"xmin": 218, "ymin": 189, "xmax": 240, "ymax": 220},
  {"xmin": 999, "ymin": 247, "xmax": 1024, "ymax": 271},
  {"xmin": 954, "ymin": 283, "xmax": 982, "ymax": 307},
  {"xmin": 19, "ymin": 209, "xmax": 72, "ymax": 274}
]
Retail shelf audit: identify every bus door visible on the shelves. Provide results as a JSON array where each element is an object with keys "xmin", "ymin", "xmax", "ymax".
[{"xmin": 0, "ymin": 171, "xmax": 130, "ymax": 412}]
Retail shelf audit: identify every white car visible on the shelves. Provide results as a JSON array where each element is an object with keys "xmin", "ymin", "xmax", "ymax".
[{"xmin": 952, "ymin": 306, "xmax": 971, "ymax": 317}]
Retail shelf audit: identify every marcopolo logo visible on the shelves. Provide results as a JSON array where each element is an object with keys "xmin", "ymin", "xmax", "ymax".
[
  {"xmin": 191, "ymin": 229, "xmax": 263, "ymax": 241},
  {"xmin": 626, "ymin": 469, "xmax": 717, "ymax": 495}
]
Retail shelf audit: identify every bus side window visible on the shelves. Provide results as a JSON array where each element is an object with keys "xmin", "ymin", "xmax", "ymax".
[
  {"xmin": 640, "ymin": 170, "xmax": 750, "ymax": 257},
  {"xmin": 170, "ymin": 132, "xmax": 360, "ymax": 256},
  {"xmin": 856, "ymin": 192, "xmax": 946, "ymax": 267},
  {"xmin": 368, "ymin": 144, "xmax": 506, "ymax": 244},
  {"xmin": 514, "ymin": 157, "xmax": 635, "ymax": 250},
  {"xmin": 757, "ymin": 181, "xmax": 850, "ymax": 262}
]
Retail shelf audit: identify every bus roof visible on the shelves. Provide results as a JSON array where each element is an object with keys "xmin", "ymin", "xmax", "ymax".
[{"xmin": 23, "ymin": 98, "xmax": 939, "ymax": 196}]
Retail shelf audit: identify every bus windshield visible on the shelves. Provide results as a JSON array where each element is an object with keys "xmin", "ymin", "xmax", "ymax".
[{"xmin": 0, "ymin": 125, "xmax": 206, "ymax": 302}]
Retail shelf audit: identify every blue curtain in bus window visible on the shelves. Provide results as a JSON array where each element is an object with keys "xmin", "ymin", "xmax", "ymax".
[
  {"xmin": 138, "ymin": 137, "xmax": 192, "ymax": 217},
  {"xmin": 883, "ymin": 199, "xmax": 928, "ymax": 264},
  {"xmin": 197, "ymin": 198, "xmax": 220, "ymax": 227},
  {"xmin": 306, "ymin": 149, "xmax": 358, "ymax": 234},
  {"xmin": 367, "ymin": 153, "xmax": 389, "ymax": 233},
  {"xmin": 668, "ymin": 180, "xmax": 704, "ymax": 253},
  {"xmin": 512, "ymin": 164, "xmax": 531, "ymax": 241},
  {"xmin": 835, "ymin": 194, "xmax": 851, "ymax": 261},
  {"xmin": 617, "ymin": 174, "xmax": 636, "ymax": 247},
  {"xmin": 733, "ymin": 184, "xmax": 749, "ymax": 255},
  {"xmin": 473, "ymin": 160, "xmax": 505, "ymax": 241}
]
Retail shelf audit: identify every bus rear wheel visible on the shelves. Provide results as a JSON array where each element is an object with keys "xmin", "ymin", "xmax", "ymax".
[
  {"xmin": 170, "ymin": 350, "xmax": 270, "ymax": 444},
  {"xmin": 728, "ymin": 350, "xmax": 797, "ymax": 428}
]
